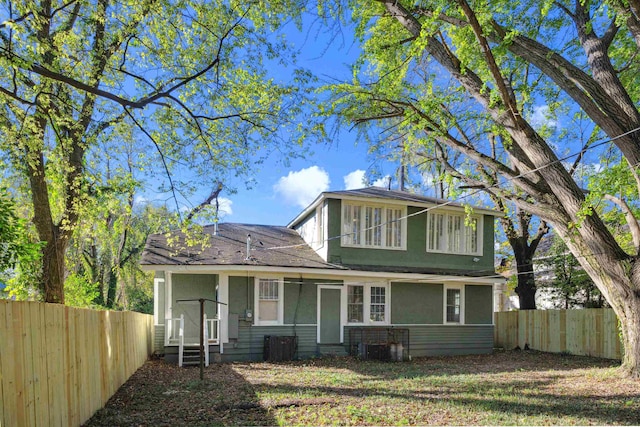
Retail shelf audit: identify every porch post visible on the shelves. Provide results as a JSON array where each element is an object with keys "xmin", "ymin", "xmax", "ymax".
[
  {"xmin": 218, "ymin": 273, "xmax": 229, "ymax": 344},
  {"xmin": 164, "ymin": 272, "xmax": 173, "ymax": 346}
]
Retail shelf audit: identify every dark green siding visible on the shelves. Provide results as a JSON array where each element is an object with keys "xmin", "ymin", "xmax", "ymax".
[
  {"xmin": 464, "ymin": 285, "xmax": 493, "ymax": 324},
  {"xmin": 344, "ymin": 325, "xmax": 493, "ymax": 357},
  {"xmin": 284, "ymin": 278, "xmax": 317, "ymax": 324},
  {"xmin": 229, "ymin": 275, "xmax": 254, "ymax": 319},
  {"xmin": 326, "ymin": 199, "xmax": 495, "ymax": 272},
  {"xmin": 171, "ymin": 274, "xmax": 218, "ymax": 342},
  {"xmin": 219, "ymin": 326, "xmax": 317, "ymax": 362},
  {"xmin": 165, "ymin": 324, "xmax": 493, "ymax": 362},
  {"xmin": 391, "ymin": 283, "xmax": 443, "ymax": 324},
  {"xmin": 154, "ymin": 325, "xmax": 165, "ymax": 353}
]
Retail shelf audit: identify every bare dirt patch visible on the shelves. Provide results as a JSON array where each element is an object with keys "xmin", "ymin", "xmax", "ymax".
[{"xmin": 85, "ymin": 351, "xmax": 640, "ymax": 426}]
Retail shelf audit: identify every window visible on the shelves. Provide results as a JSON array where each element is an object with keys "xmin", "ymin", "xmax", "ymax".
[
  {"xmin": 444, "ymin": 285, "xmax": 464, "ymax": 323},
  {"xmin": 427, "ymin": 211, "xmax": 482, "ymax": 255},
  {"xmin": 347, "ymin": 285, "xmax": 364, "ymax": 323},
  {"xmin": 370, "ymin": 286, "xmax": 386, "ymax": 322},
  {"xmin": 256, "ymin": 278, "xmax": 283, "ymax": 324},
  {"xmin": 342, "ymin": 202, "xmax": 405, "ymax": 249},
  {"xmin": 446, "ymin": 289, "xmax": 461, "ymax": 322},
  {"xmin": 346, "ymin": 284, "xmax": 388, "ymax": 324},
  {"xmin": 343, "ymin": 204, "xmax": 362, "ymax": 245}
]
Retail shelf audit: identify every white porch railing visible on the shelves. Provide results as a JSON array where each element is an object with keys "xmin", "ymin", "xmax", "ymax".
[
  {"xmin": 166, "ymin": 316, "xmax": 221, "ymax": 346},
  {"xmin": 166, "ymin": 316, "xmax": 183, "ymax": 345},
  {"xmin": 166, "ymin": 315, "xmax": 222, "ymax": 367}
]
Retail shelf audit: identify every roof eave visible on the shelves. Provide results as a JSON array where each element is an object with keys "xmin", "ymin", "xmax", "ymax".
[
  {"xmin": 139, "ymin": 263, "xmax": 504, "ymax": 283},
  {"xmin": 287, "ymin": 190, "xmax": 503, "ymax": 227},
  {"xmin": 286, "ymin": 192, "xmax": 328, "ymax": 228}
]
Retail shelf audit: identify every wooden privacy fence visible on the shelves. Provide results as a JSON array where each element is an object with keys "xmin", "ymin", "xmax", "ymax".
[
  {"xmin": 0, "ymin": 300, "xmax": 154, "ymax": 427},
  {"xmin": 494, "ymin": 308, "xmax": 622, "ymax": 360}
]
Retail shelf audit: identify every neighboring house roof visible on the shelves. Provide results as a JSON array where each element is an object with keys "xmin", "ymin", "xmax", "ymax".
[
  {"xmin": 140, "ymin": 223, "xmax": 344, "ymax": 270},
  {"xmin": 288, "ymin": 186, "xmax": 501, "ymax": 228}
]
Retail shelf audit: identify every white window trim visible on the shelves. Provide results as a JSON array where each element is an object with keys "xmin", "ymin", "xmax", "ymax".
[
  {"xmin": 315, "ymin": 203, "xmax": 325, "ymax": 249},
  {"xmin": 153, "ymin": 277, "xmax": 165, "ymax": 326},
  {"xmin": 443, "ymin": 284, "xmax": 465, "ymax": 324},
  {"xmin": 426, "ymin": 210, "xmax": 484, "ymax": 256},
  {"xmin": 344, "ymin": 282, "xmax": 391, "ymax": 326},
  {"xmin": 341, "ymin": 202, "xmax": 407, "ymax": 250},
  {"xmin": 254, "ymin": 276, "xmax": 284, "ymax": 326}
]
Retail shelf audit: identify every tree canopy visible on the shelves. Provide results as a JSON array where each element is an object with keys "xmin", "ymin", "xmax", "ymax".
[
  {"xmin": 0, "ymin": 0, "xmax": 315, "ymax": 303},
  {"xmin": 326, "ymin": 0, "xmax": 640, "ymax": 376}
]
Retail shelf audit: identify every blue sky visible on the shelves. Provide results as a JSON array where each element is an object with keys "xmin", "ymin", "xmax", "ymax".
[
  {"xmin": 135, "ymin": 12, "xmax": 574, "ymax": 228},
  {"xmin": 188, "ymin": 18, "xmax": 398, "ymax": 226}
]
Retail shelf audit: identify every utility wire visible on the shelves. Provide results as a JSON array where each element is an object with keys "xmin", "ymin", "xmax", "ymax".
[{"xmin": 264, "ymin": 125, "xmax": 640, "ymax": 251}]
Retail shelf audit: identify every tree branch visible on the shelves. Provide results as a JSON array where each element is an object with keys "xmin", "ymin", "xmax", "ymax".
[
  {"xmin": 603, "ymin": 193, "xmax": 640, "ymax": 253},
  {"xmin": 185, "ymin": 182, "xmax": 224, "ymax": 222}
]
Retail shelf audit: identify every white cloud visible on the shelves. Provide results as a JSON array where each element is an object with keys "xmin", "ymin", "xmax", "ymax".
[
  {"xmin": 343, "ymin": 170, "xmax": 366, "ymax": 190},
  {"xmin": 134, "ymin": 195, "xmax": 148, "ymax": 205},
  {"xmin": 530, "ymin": 105, "xmax": 558, "ymax": 130},
  {"xmin": 216, "ymin": 197, "xmax": 233, "ymax": 216},
  {"xmin": 372, "ymin": 175, "xmax": 392, "ymax": 188},
  {"xmin": 273, "ymin": 166, "xmax": 330, "ymax": 208}
]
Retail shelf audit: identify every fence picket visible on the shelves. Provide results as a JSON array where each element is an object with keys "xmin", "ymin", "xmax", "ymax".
[
  {"xmin": 494, "ymin": 308, "xmax": 622, "ymax": 360},
  {"xmin": 0, "ymin": 301, "xmax": 153, "ymax": 426}
]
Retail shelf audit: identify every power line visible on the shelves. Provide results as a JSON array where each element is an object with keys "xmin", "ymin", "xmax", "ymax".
[{"xmin": 264, "ymin": 125, "xmax": 640, "ymax": 251}]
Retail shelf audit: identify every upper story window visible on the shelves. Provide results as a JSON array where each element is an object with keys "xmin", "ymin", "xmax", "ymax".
[
  {"xmin": 427, "ymin": 211, "xmax": 482, "ymax": 255},
  {"xmin": 342, "ymin": 202, "xmax": 406, "ymax": 250}
]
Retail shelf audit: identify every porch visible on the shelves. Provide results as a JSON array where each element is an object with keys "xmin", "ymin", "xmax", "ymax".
[{"xmin": 165, "ymin": 314, "xmax": 223, "ymax": 366}]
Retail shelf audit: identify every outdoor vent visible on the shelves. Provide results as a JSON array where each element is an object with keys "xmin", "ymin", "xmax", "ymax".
[{"xmin": 263, "ymin": 335, "xmax": 297, "ymax": 362}]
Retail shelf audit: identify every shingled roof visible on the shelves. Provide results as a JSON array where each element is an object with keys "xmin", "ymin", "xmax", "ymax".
[{"xmin": 140, "ymin": 223, "xmax": 344, "ymax": 270}]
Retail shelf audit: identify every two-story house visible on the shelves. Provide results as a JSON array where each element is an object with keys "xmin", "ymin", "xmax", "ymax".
[{"xmin": 140, "ymin": 187, "xmax": 502, "ymax": 364}]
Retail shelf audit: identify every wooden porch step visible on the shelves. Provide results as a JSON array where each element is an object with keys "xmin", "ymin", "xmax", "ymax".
[{"xmin": 181, "ymin": 346, "xmax": 203, "ymax": 366}]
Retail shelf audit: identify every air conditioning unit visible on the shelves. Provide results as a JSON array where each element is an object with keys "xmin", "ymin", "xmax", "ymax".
[
  {"xmin": 358, "ymin": 343, "xmax": 391, "ymax": 361},
  {"xmin": 263, "ymin": 336, "xmax": 297, "ymax": 362}
]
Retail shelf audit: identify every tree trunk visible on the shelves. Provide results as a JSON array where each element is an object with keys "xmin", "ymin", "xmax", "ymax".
[
  {"xmin": 554, "ymin": 224, "xmax": 640, "ymax": 377},
  {"xmin": 610, "ymin": 285, "xmax": 640, "ymax": 378},
  {"xmin": 513, "ymin": 248, "xmax": 537, "ymax": 310},
  {"xmin": 106, "ymin": 267, "xmax": 118, "ymax": 308},
  {"xmin": 41, "ymin": 236, "xmax": 66, "ymax": 304}
]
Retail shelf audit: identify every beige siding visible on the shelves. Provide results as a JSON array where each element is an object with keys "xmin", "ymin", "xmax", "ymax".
[
  {"xmin": 0, "ymin": 300, "xmax": 153, "ymax": 426},
  {"xmin": 494, "ymin": 309, "xmax": 622, "ymax": 360}
]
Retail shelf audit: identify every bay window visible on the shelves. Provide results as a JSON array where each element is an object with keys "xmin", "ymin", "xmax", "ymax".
[
  {"xmin": 427, "ymin": 211, "xmax": 482, "ymax": 255},
  {"xmin": 342, "ymin": 202, "xmax": 405, "ymax": 249}
]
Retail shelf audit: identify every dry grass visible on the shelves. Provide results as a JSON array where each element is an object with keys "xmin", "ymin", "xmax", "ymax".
[{"xmin": 85, "ymin": 350, "xmax": 640, "ymax": 426}]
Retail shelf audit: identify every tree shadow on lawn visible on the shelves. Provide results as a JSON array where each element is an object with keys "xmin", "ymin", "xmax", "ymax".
[
  {"xmin": 248, "ymin": 371, "xmax": 640, "ymax": 425},
  {"xmin": 85, "ymin": 359, "xmax": 276, "ymax": 427},
  {"xmin": 342, "ymin": 350, "xmax": 622, "ymax": 380}
]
